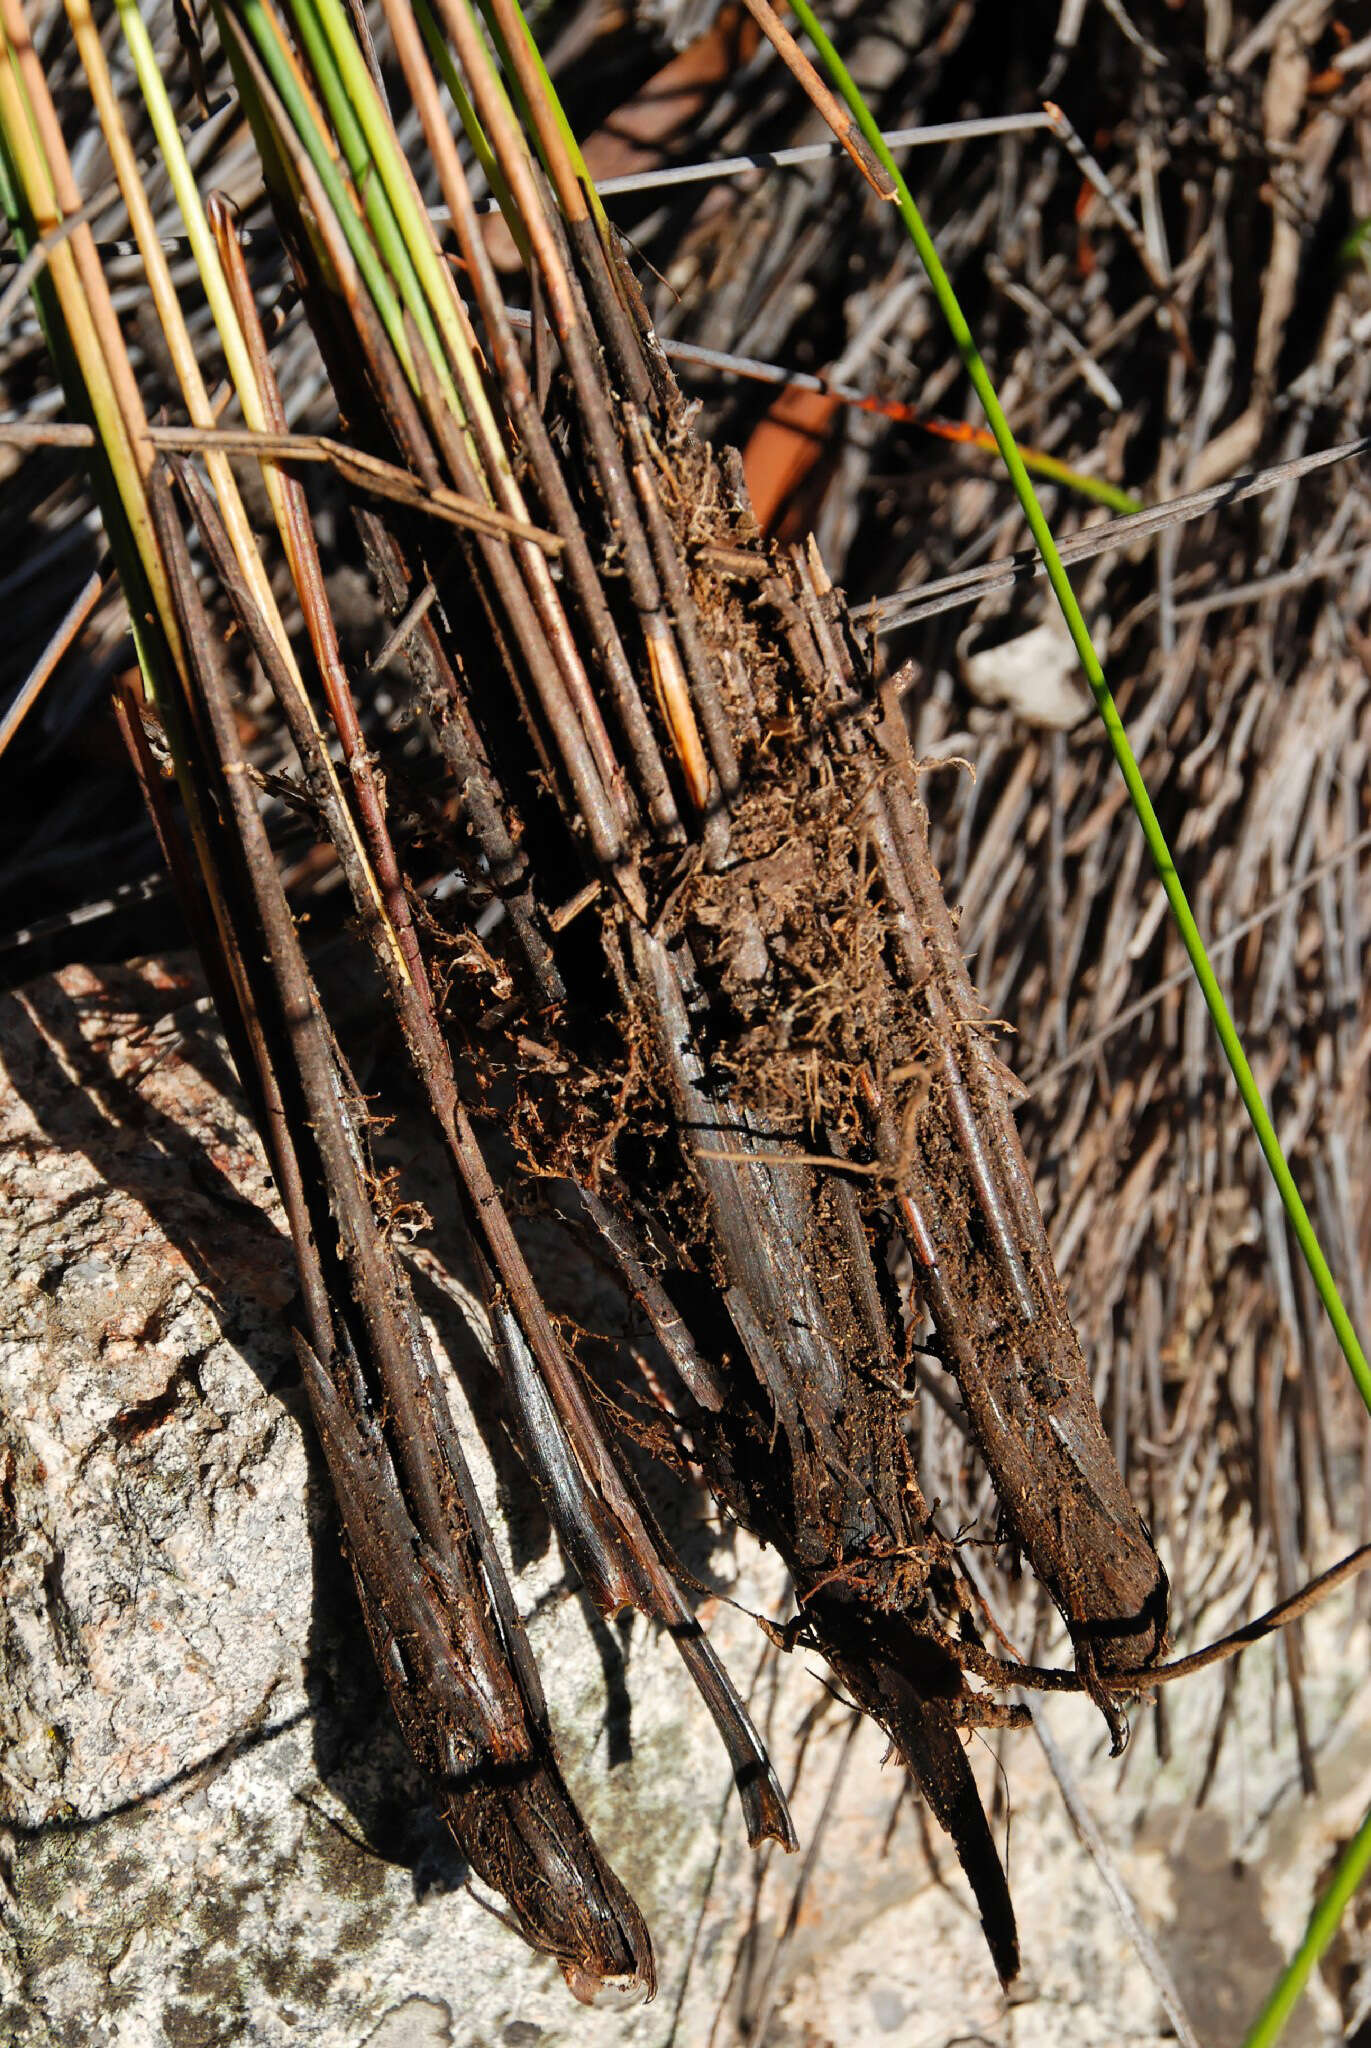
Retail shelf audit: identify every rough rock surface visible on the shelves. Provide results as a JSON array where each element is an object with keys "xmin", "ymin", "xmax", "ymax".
[{"xmin": 1, "ymin": 959, "xmax": 1368, "ymax": 2048}]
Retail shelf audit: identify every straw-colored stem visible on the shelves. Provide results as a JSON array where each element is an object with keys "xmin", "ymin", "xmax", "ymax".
[
  {"xmin": 114, "ymin": 0, "xmax": 309, "ymax": 557},
  {"xmin": 0, "ymin": 13, "xmax": 265, "ymax": 1065},
  {"xmin": 0, "ymin": 0, "xmax": 149, "ymax": 475},
  {"xmin": 75, "ymin": 1, "xmax": 291, "ymax": 676},
  {"xmin": 105, "ymin": 0, "xmax": 409, "ymax": 982},
  {"xmin": 477, "ymin": 0, "xmax": 591, "ymax": 226},
  {"xmin": 0, "ymin": 0, "xmax": 178, "ymax": 671},
  {"xmin": 214, "ymin": 210, "xmax": 421, "ymax": 990},
  {"xmin": 427, "ymin": 0, "xmax": 585, "ymax": 349}
]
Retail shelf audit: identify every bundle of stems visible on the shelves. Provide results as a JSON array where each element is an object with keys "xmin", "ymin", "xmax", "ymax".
[{"xmin": 0, "ymin": 0, "xmax": 1175, "ymax": 1999}]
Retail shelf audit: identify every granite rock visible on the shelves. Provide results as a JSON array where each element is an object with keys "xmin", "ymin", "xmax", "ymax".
[{"xmin": 1, "ymin": 960, "xmax": 1367, "ymax": 2048}]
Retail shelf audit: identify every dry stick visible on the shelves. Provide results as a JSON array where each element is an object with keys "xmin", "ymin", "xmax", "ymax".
[
  {"xmin": 1044, "ymin": 101, "xmax": 1168, "ymax": 286},
  {"xmin": 0, "ymin": 417, "xmax": 563, "ymax": 544},
  {"xmin": 173, "ymin": 429, "xmax": 559, "ymax": 545},
  {"xmin": 879, "ymin": 754, "xmax": 1051, "ymax": 1286},
  {"xmin": 870, "ymin": 434, "xmax": 1371, "ymax": 629},
  {"xmin": 1172, "ymin": 543, "xmax": 1371, "ymax": 619},
  {"xmin": 576, "ymin": 114, "xmax": 1056, "ymax": 199},
  {"xmin": 377, "ymin": 0, "xmax": 683, "ymax": 835},
  {"xmin": 735, "ymin": 0, "xmax": 896, "ymax": 202},
  {"xmin": 1229, "ymin": 0, "xmax": 1318, "ymax": 73},
  {"xmin": 0, "ymin": 101, "xmax": 1062, "ymax": 274},
  {"xmin": 150, "ymin": 469, "xmax": 657, "ymax": 2003},
  {"xmin": 632, "ymin": 922, "xmax": 844, "ymax": 1451},
  {"xmin": 0, "ymin": 561, "xmax": 105, "ymax": 762},
  {"xmin": 987, "ymin": 255, "xmax": 1124, "ymax": 410},
  {"xmin": 209, "ymin": 192, "xmax": 424, "ymax": 988},
  {"xmin": 626, "ymin": 470, "xmax": 715, "ymax": 810},
  {"xmin": 0, "ymin": 113, "xmax": 1056, "ymax": 264}
]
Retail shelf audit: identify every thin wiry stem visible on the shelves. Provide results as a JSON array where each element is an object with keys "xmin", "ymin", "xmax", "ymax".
[
  {"xmin": 1241, "ymin": 1810, "xmax": 1371, "ymax": 2047},
  {"xmin": 869, "ymin": 434, "xmax": 1371, "ymax": 629}
]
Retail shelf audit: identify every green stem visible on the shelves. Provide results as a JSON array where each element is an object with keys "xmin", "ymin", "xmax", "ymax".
[
  {"xmin": 788, "ymin": 0, "xmax": 1371, "ymax": 1416},
  {"xmin": 1241, "ymin": 1807, "xmax": 1371, "ymax": 2047},
  {"xmin": 1004, "ymin": 446, "xmax": 1139, "ymax": 515},
  {"xmin": 295, "ymin": 0, "xmax": 510, "ymax": 471},
  {"xmin": 236, "ymin": 0, "xmax": 415, "ymax": 383},
  {"xmin": 286, "ymin": 0, "xmax": 453, "ymax": 396}
]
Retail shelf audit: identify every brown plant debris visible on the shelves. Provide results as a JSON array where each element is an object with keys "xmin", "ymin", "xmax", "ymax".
[{"xmin": 4, "ymin": 0, "xmax": 1365, "ymax": 2016}]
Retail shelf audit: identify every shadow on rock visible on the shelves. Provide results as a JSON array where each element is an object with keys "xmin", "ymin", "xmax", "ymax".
[{"xmin": 0, "ymin": 968, "xmax": 461, "ymax": 1898}]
